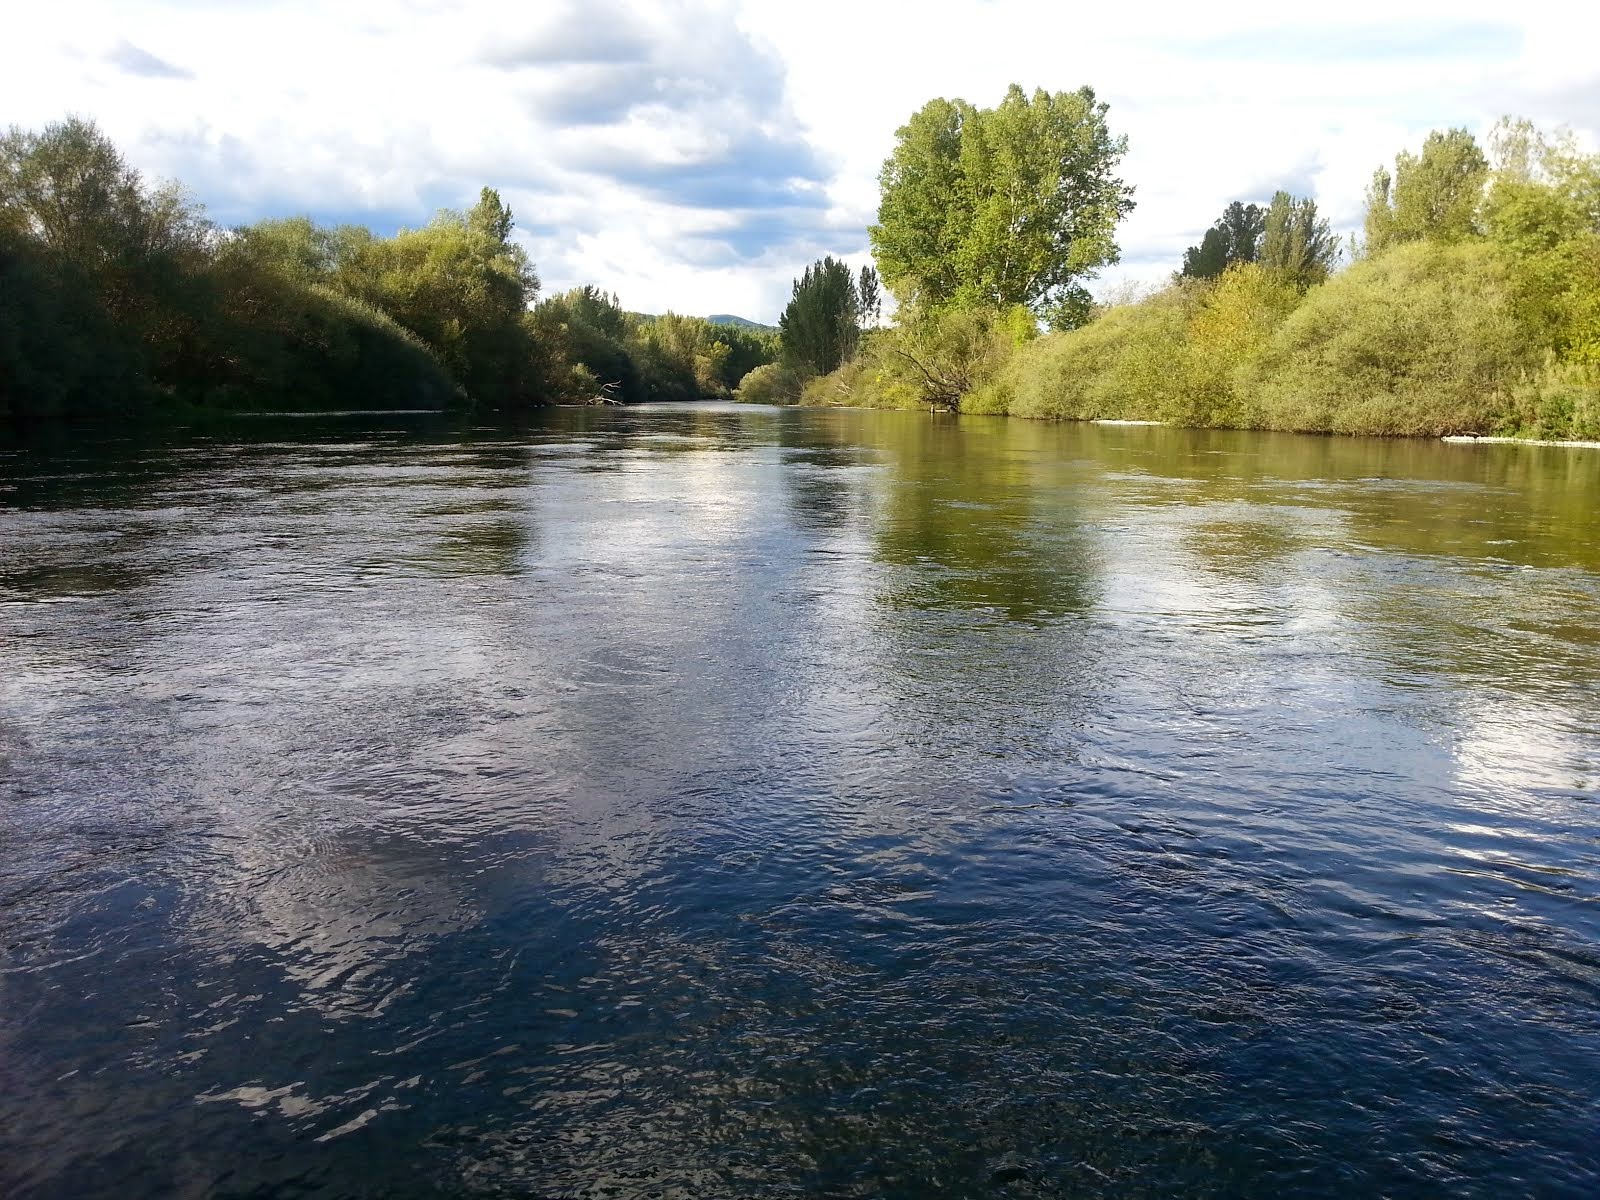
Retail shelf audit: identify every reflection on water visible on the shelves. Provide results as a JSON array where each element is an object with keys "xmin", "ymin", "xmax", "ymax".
[{"xmin": 2, "ymin": 405, "xmax": 1598, "ymax": 1198}]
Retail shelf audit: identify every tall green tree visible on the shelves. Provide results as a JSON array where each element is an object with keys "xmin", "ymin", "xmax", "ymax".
[
  {"xmin": 0, "ymin": 116, "xmax": 208, "ymax": 286},
  {"xmin": 1260, "ymin": 191, "xmax": 1338, "ymax": 289},
  {"xmin": 0, "ymin": 116, "xmax": 216, "ymax": 400},
  {"xmin": 1480, "ymin": 119, "xmax": 1600, "ymax": 364},
  {"xmin": 870, "ymin": 84, "xmax": 1134, "ymax": 328},
  {"xmin": 780, "ymin": 256, "xmax": 860, "ymax": 376},
  {"xmin": 1180, "ymin": 201, "xmax": 1264, "ymax": 279},
  {"xmin": 1365, "ymin": 128, "xmax": 1489, "ymax": 253},
  {"xmin": 327, "ymin": 194, "xmax": 540, "ymax": 402},
  {"xmin": 858, "ymin": 264, "xmax": 882, "ymax": 327}
]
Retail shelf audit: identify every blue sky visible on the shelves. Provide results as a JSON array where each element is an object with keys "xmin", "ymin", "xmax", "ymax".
[{"xmin": 4, "ymin": 0, "xmax": 1597, "ymax": 321}]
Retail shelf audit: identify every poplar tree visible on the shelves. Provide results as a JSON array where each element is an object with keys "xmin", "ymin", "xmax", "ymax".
[
  {"xmin": 870, "ymin": 84, "xmax": 1133, "ymax": 328},
  {"xmin": 857, "ymin": 264, "xmax": 882, "ymax": 327},
  {"xmin": 1260, "ymin": 191, "xmax": 1339, "ymax": 289},
  {"xmin": 1365, "ymin": 128, "xmax": 1489, "ymax": 253},
  {"xmin": 779, "ymin": 256, "xmax": 859, "ymax": 376}
]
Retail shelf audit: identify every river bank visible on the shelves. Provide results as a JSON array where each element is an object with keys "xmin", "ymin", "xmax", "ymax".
[
  {"xmin": 776, "ymin": 395, "xmax": 1600, "ymax": 449},
  {"xmin": 1444, "ymin": 433, "xmax": 1600, "ymax": 449}
]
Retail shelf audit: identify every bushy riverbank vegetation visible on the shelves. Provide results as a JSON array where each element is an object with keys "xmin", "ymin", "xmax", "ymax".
[
  {"xmin": 0, "ymin": 119, "xmax": 776, "ymax": 421},
  {"xmin": 7, "ymin": 104, "xmax": 1598, "ymax": 440},
  {"xmin": 788, "ymin": 107, "xmax": 1600, "ymax": 440}
]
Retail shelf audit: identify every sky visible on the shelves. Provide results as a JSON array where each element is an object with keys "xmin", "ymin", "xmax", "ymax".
[{"xmin": 4, "ymin": 0, "xmax": 1598, "ymax": 323}]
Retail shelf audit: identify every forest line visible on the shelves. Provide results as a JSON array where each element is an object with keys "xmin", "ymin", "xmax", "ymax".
[
  {"xmin": 762, "ymin": 90, "xmax": 1599, "ymax": 441},
  {"xmin": 5, "ymin": 94, "xmax": 1599, "ymax": 441},
  {"xmin": 0, "ymin": 118, "xmax": 776, "ymax": 420}
]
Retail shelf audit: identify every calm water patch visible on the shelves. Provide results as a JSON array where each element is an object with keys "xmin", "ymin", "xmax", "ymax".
[{"xmin": 2, "ymin": 404, "xmax": 1598, "ymax": 1197}]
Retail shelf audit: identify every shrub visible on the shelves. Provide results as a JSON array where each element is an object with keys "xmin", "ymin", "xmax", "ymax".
[
  {"xmin": 1245, "ymin": 241, "xmax": 1536, "ymax": 435},
  {"xmin": 736, "ymin": 361, "xmax": 804, "ymax": 405},
  {"xmin": 1002, "ymin": 285, "xmax": 1196, "ymax": 420},
  {"xmin": 1500, "ymin": 358, "xmax": 1600, "ymax": 441}
]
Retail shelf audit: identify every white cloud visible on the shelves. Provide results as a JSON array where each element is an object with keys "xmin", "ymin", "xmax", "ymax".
[{"xmin": 3, "ymin": 0, "xmax": 1597, "ymax": 321}]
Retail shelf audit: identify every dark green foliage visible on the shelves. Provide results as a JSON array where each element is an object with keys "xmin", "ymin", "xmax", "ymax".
[
  {"xmin": 857, "ymin": 265, "xmax": 882, "ymax": 327},
  {"xmin": 531, "ymin": 287, "xmax": 644, "ymax": 402},
  {"xmin": 707, "ymin": 322, "xmax": 780, "ymax": 389},
  {"xmin": 0, "ymin": 115, "xmax": 775, "ymax": 422},
  {"xmin": 1, "ymin": 117, "xmax": 550, "ymax": 420},
  {"xmin": 0, "ymin": 229, "xmax": 147, "ymax": 419},
  {"xmin": 1180, "ymin": 201, "xmax": 1264, "ymax": 279},
  {"xmin": 529, "ymin": 289, "xmax": 779, "ymax": 404},
  {"xmin": 780, "ymin": 256, "xmax": 860, "ymax": 377},
  {"xmin": 1181, "ymin": 228, "xmax": 1231, "ymax": 280},
  {"xmin": 0, "ymin": 116, "xmax": 214, "ymax": 414}
]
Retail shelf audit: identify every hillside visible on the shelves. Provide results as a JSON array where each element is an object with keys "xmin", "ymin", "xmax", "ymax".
[{"xmin": 707, "ymin": 314, "xmax": 779, "ymax": 333}]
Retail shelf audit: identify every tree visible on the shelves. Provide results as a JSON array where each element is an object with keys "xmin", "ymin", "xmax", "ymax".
[
  {"xmin": 704, "ymin": 322, "xmax": 779, "ymax": 390},
  {"xmin": 858, "ymin": 264, "xmax": 882, "ymax": 327},
  {"xmin": 0, "ymin": 116, "xmax": 208, "ymax": 285},
  {"xmin": 328, "ymin": 196, "xmax": 540, "ymax": 401},
  {"xmin": 1180, "ymin": 201, "xmax": 1264, "ymax": 279},
  {"xmin": 877, "ymin": 304, "xmax": 1036, "ymax": 410},
  {"xmin": 1260, "ymin": 191, "xmax": 1338, "ymax": 289},
  {"xmin": 780, "ymin": 256, "xmax": 860, "ymax": 376},
  {"xmin": 0, "ymin": 118, "xmax": 559, "ymax": 414},
  {"xmin": 468, "ymin": 186, "xmax": 514, "ymax": 243},
  {"xmin": 1365, "ymin": 128, "xmax": 1488, "ymax": 253},
  {"xmin": 1181, "ymin": 228, "xmax": 1230, "ymax": 281},
  {"xmin": 529, "ymin": 286, "xmax": 642, "ymax": 401},
  {"xmin": 0, "ymin": 116, "xmax": 217, "ymax": 400},
  {"xmin": 870, "ymin": 84, "xmax": 1134, "ymax": 328},
  {"xmin": 1480, "ymin": 119, "xmax": 1600, "ymax": 364},
  {"xmin": 636, "ymin": 312, "xmax": 731, "ymax": 401}
]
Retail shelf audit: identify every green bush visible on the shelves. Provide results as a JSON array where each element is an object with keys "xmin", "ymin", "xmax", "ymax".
[
  {"xmin": 810, "ymin": 306, "xmax": 1034, "ymax": 412},
  {"xmin": 1245, "ymin": 241, "xmax": 1536, "ymax": 436},
  {"xmin": 1177, "ymin": 264, "xmax": 1300, "ymax": 426},
  {"xmin": 735, "ymin": 361, "xmax": 803, "ymax": 404},
  {"xmin": 1500, "ymin": 358, "xmax": 1600, "ymax": 441},
  {"xmin": 1002, "ymin": 286, "xmax": 1195, "ymax": 420}
]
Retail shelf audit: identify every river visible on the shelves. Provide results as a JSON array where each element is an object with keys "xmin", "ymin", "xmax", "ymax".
[{"xmin": 2, "ymin": 403, "xmax": 1598, "ymax": 1197}]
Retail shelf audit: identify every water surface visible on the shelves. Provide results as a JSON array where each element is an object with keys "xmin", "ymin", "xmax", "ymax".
[{"xmin": 2, "ymin": 404, "xmax": 1598, "ymax": 1197}]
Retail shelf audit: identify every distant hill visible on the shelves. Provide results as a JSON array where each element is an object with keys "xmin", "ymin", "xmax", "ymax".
[
  {"xmin": 629, "ymin": 312, "xmax": 778, "ymax": 334},
  {"xmin": 707, "ymin": 314, "xmax": 778, "ymax": 333}
]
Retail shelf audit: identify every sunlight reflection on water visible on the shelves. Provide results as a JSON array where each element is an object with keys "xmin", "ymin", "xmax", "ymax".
[{"xmin": 2, "ymin": 408, "xmax": 1598, "ymax": 1198}]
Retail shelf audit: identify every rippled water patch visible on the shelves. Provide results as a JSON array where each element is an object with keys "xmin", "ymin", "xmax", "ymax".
[{"xmin": 2, "ymin": 408, "xmax": 1598, "ymax": 1198}]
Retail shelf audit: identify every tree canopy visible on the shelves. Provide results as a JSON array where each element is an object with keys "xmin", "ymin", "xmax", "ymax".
[
  {"xmin": 1365, "ymin": 128, "xmax": 1489, "ymax": 253},
  {"xmin": 808, "ymin": 114, "xmax": 1600, "ymax": 441},
  {"xmin": 1, "ymin": 117, "xmax": 779, "ymax": 419},
  {"xmin": 1259, "ymin": 190, "xmax": 1339, "ymax": 289},
  {"xmin": 1180, "ymin": 202, "xmax": 1264, "ymax": 279},
  {"xmin": 780, "ymin": 256, "xmax": 861, "ymax": 377},
  {"xmin": 870, "ymin": 84, "xmax": 1134, "ymax": 328}
]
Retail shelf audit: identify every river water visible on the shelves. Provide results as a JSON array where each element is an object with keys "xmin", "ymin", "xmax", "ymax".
[{"xmin": 2, "ymin": 403, "xmax": 1598, "ymax": 1198}]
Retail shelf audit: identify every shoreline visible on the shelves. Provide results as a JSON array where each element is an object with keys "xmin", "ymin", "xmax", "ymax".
[
  {"xmin": 1442, "ymin": 434, "xmax": 1600, "ymax": 450},
  {"xmin": 791, "ymin": 402, "xmax": 1600, "ymax": 448}
]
